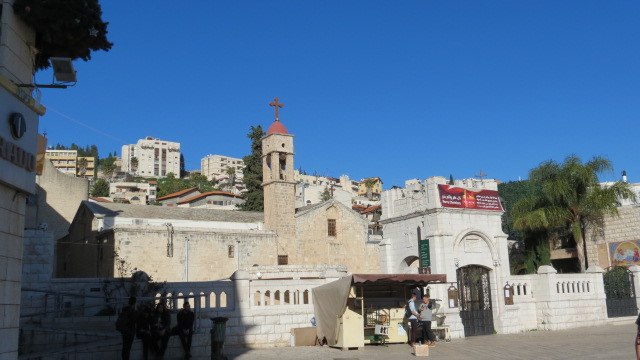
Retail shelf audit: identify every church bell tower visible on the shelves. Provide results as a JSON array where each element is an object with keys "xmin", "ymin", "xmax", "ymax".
[{"xmin": 262, "ymin": 97, "xmax": 296, "ymax": 264}]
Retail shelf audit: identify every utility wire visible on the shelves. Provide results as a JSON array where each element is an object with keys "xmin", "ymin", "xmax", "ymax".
[{"xmin": 46, "ymin": 107, "xmax": 127, "ymax": 144}]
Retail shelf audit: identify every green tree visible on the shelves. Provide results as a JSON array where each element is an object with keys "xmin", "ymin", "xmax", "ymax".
[
  {"xmin": 320, "ymin": 186, "xmax": 332, "ymax": 201},
  {"xmin": 99, "ymin": 155, "xmax": 117, "ymax": 178},
  {"xmin": 77, "ymin": 157, "xmax": 88, "ymax": 177},
  {"xmin": 130, "ymin": 157, "xmax": 139, "ymax": 173},
  {"xmin": 156, "ymin": 173, "xmax": 190, "ymax": 198},
  {"xmin": 513, "ymin": 155, "xmax": 635, "ymax": 272},
  {"xmin": 239, "ymin": 125, "xmax": 264, "ymax": 211},
  {"xmin": 13, "ymin": 0, "xmax": 113, "ymax": 70},
  {"xmin": 190, "ymin": 173, "xmax": 216, "ymax": 192},
  {"xmin": 91, "ymin": 178, "xmax": 109, "ymax": 197},
  {"xmin": 226, "ymin": 166, "xmax": 236, "ymax": 186}
]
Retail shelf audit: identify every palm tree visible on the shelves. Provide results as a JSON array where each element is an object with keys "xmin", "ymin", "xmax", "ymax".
[
  {"xmin": 225, "ymin": 166, "xmax": 236, "ymax": 191},
  {"xmin": 77, "ymin": 157, "xmax": 88, "ymax": 177},
  {"xmin": 363, "ymin": 178, "xmax": 377, "ymax": 200},
  {"xmin": 130, "ymin": 157, "xmax": 139, "ymax": 174},
  {"xmin": 513, "ymin": 155, "xmax": 635, "ymax": 272}
]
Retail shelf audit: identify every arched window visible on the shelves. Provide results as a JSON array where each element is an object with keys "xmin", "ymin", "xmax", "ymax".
[
  {"xmin": 254, "ymin": 291, "xmax": 262, "ymax": 306},
  {"xmin": 220, "ymin": 292, "xmax": 227, "ymax": 308}
]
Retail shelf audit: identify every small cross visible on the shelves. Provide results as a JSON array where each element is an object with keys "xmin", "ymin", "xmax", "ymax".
[
  {"xmin": 475, "ymin": 170, "xmax": 487, "ymax": 180},
  {"xmin": 269, "ymin": 97, "xmax": 284, "ymax": 121}
]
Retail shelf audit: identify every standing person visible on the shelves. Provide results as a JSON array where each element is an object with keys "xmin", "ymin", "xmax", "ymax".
[
  {"xmin": 419, "ymin": 294, "xmax": 437, "ymax": 346},
  {"xmin": 172, "ymin": 301, "xmax": 195, "ymax": 358},
  {"xmin": 116, "ymin": 296, "xmax": 137, "ymax": 360},
  {"xmin": 406, "ymin": 289, "xmax": 421, "ymax": 346},
  {"xmin": 152, "ymin": 302, "xmax": 172, "ymax": 357},
  {"xmin": 136, "ymin": 304, "xmax": 159, "ymax": 360},
  {"xmin": 635, "ymin": 313, "xmax": 640, "ymax": 360}
]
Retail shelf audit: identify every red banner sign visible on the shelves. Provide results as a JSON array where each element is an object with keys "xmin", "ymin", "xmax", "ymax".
[{"xmin": 438, "ymin": 184, "xmax": 503, "ymax": 211}]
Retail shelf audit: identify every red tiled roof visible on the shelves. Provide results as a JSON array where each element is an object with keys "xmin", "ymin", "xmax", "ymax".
[
  {"xmin": 352, "ymin": 204, "xmax": 367, "ymax": 212},
  {"xmin": 267, "ymin": 120, "xmax": 289, "ymax": 135},
  {"xmin": 156, "ymin": 187, "xmax": 198, "ymax": 201},
  {"xmin": 362, "ymin": 205, "xmax": 381, "ymax": 214},
  {"xmin": 177, "ymin": 191, "xmax": 241, "ymax": 205},
  {"xmin": 90, "ymin": 196, "xmax": 112, "ymax": 203},
  {"xmin": 148, "ymin": 180, "xmax": 157, "ymax": 185}
]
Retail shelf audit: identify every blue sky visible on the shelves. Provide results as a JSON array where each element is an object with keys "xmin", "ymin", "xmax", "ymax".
[{"xmin": 37, "ymin": 1, "xmax": 640, "ymax": 188}]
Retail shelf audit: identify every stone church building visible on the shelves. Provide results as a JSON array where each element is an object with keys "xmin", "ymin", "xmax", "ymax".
[{"xmin": 58, "ymin": 104, "xmax": 380, "ymax": 281}]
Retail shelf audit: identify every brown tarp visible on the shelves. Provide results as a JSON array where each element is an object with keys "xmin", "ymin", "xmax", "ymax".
[
  {"xmin": 312, "ymin": 273, "xmax": 446, "ymax": 345},
  {"xmin": 352, "ymin": 273, "xmax": 446, "ymax": 285}
]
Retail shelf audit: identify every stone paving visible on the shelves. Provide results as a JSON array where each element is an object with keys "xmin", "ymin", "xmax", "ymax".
[{"xmin": 225, "ymin": 323, "xmax": 636, "ymax": 360}]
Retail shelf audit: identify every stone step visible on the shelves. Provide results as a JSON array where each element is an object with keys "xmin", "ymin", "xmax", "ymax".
[
  {"xmin": 606, "ymin": 315, "xmax": 636, "ymax": 325},
  {"xmin": 19, "ymin": 333, "xmax": 228, "ymax": 360}
]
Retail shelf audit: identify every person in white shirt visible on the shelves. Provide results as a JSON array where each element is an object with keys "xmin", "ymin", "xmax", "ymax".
[{"xmin": 407, "ymin": 289, "xmax": 421, "ymax": 346}]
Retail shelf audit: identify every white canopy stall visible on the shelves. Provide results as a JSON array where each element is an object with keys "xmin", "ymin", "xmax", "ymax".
[{"xmin": 312, "ymin": 273, "xmax": 446, "ymax": 349}]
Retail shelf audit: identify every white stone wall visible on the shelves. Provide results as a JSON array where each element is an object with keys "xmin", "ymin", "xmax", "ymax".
[
  {"xmin": 112, "ymin": 226, "xmax": 279, "ymax": 282},
  {"xmin": 295, "ymin": 202, "xmax": 381, "ymax": 274},
  {"xmin": 0, "ymin": 185, "xmax": 25, "ymax": 359}
]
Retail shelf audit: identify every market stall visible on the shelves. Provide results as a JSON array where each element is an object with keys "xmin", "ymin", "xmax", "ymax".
[{"xmin": 312, "ymin": 273, "xmax": 446, "ymax": 349}]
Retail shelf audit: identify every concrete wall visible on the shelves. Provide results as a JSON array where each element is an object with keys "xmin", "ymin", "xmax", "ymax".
[{"xmin": 25, "ymin": 160, "xmax": 89, "ymax": 240}]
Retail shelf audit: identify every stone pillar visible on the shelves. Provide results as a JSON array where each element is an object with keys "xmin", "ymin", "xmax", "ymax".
[
  {"xmin": 585, "ymin": 265, "xmax": 606, "ymax": 299},
  {"xmin": 534, "ymin": 265, "xmax": 558, "ymax": 330},
  {"xmin": 232, "ymin": 270, "xmax": 250, "ymax": 313}
]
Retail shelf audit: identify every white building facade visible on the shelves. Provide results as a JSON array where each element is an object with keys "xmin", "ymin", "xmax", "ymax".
[
  {"xmin": 121, "ymin": 137, "xmax": 180, "ymax": 178},
  {"xmin": 380, "ymin": 176, "xmax": 512, "ymax": 338},
  {"xmin": 200, "ymin": 154, "xmax": 244, "ymax": 181},
  {"xmin": 109, "ymin": 181, "xmax": 157, "ymax": 204},
  {"xmin": 0, "ymin": 2, "xmax": 45, "ymax": 357}
]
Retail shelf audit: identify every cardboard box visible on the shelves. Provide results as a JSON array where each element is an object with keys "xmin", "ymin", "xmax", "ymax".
[{"xmin": 413, "ymin": 344, "xmax": 429, "ymax": 357}]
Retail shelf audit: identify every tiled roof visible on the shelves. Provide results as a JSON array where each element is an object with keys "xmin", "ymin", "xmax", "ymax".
[
  {"xmin": 81, "ymin": 200, "xmax": 263, "ymax": 223},
  {"xmin": 177, "ymin": 191, "xmax": 241, "ymax": 205},
  {"xmin": 267, "ymin": 120, "xmax": 289, "ymax": 135},
  {"xmin": 89, "ymin": 197, "xmax": 112, "ymax": 203},
  {"xmin": 156, "ymin": 187, "xmax": 198, "ymax": 201},
  {"xmin": 361, "ymin": 205, "xmax": 381, "ymax": 214}
]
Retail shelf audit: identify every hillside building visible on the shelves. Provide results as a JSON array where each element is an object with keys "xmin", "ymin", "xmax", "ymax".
[
  {"xmin": 109, "ymin": 181, "xmax": 157, "ymax": 204},
  {"xmin": 44, "ymin": 149, "xmax": 95, "ymax": 179},
  {"xmin": 121, "ymin": 137, "xmax": 180, "ymax": 178}
]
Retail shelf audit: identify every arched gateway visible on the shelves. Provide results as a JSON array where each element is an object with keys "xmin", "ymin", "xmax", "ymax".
[{"xmin": 457, "ymin": 265, "xmax": 495, "ymax": 337}]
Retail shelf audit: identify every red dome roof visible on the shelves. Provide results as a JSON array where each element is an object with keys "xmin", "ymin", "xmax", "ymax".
[{"xmin": 267, "ymin": 120, "xmax": 289, "ymax": 135}]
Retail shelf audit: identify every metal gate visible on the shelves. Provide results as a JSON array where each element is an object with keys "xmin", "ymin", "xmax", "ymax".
[
  {"xmin": 457, "ymin": 265, "xmax": 495, "ymax": 337},
  {"xmin": 603, "ymin": 266, "xmax": 637, "ymax": 318}
]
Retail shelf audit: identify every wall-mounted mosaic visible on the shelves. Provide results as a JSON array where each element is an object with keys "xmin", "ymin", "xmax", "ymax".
[{"xmin": 609, "ymin": 240, "xmax": 640, "ymax": 266}]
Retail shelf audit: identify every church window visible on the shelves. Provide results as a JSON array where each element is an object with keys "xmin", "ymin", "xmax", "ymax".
[
  {"xmin": 228, "ymin": 245, "xmax": 234, "ymax": 258},
  {"xmin": 278, "ymin": 255, "xmax": 289, "ymax": 265},
  {"xmin": 328, "ymin": 219, "xmax": 337, "ymax": 237}
]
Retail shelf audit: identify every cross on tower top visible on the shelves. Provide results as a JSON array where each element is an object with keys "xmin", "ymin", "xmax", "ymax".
[
  {"xmin": 475, "ymin": 170, "xmax": 488, "ymax": 181},
  {"xmin": 269, "ymin": 97, "xmax": 284, "ymax": 121}
]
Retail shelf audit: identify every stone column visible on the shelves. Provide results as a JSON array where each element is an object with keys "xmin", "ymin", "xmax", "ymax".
[
  {"xmin": 232, "ymin": 270, "xmax": 250, "ymax": 313},
  {"xmin": 534, "ymin": 265, "xmax": 558, "ymax": 330}
]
